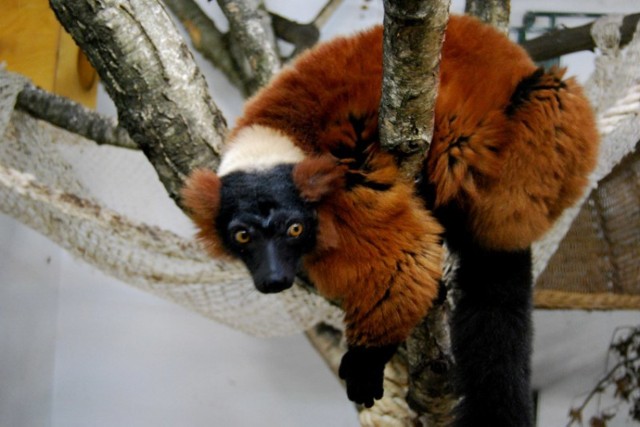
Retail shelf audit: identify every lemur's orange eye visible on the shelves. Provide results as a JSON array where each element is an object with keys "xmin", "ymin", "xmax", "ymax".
[
  {"xmin": 234, "ymin": 229, "xmax": 251, "ymax": 244},
  {"xmin": 287, "ymin": 223, "xmax": 304, "ymax": 238}
]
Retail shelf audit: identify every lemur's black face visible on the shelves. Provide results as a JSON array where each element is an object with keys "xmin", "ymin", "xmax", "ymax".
[{"xmin": 217, "ymin": 165, "xmax": 318, "ymax": 294}]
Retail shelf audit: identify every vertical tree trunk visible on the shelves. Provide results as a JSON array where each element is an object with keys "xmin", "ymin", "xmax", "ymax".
[
  {"xmin": 379, "ymin": 0, "xmax": 450, "ymax": 178},
  {"xmin": 378, "ymin": 1, "xmax": 456, "ymax": 424}
]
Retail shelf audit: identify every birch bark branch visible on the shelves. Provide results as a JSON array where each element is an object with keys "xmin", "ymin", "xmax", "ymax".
[
  {"xmin": 162, "ymin": 0, "xmax": 249, "ymax": 94},
  {"xmin": 216, "ymin": 0, "xmax": 281, "ymax": 89},
  {"xmin": 378, "ymin": 1, "xmax": 455, "ymax": 423},
  {"xmin": 49, "ymin": 0, "xmax": 226, "ymax": 206},
  {"xmin": 379, "ymin": 0, "xmax": 451, "ymax": 178}
]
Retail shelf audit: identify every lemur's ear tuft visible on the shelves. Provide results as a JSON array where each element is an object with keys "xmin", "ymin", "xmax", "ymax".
[
  {"xmin": 293, "ymin": 155, "xmax": 345, "ymax": 202},
  {"xmin": 181, "ymin": 169, "xmax": 227, "ymax": 257}
]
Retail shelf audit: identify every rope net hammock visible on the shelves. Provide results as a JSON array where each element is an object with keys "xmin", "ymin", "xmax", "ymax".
[{"xmin": 0, "ymin": 16, "xmax": 639, "ymax": 342}]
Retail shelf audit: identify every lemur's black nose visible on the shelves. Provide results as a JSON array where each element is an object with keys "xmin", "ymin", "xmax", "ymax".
[{"xmin": 257, "ymin": 275, "xmax": 294, "ymax": 294}]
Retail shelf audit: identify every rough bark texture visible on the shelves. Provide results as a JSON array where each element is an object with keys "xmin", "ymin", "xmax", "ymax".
[
  {"xmin": 49, "ymin": 0, "xmax": 226, "ymax": 206},
  {"xmin": 522, "ymin": 12, "xmax": 640, "ymax": 62},
  {"xmin": 162, "ymin": 0, "xmax": 249, "ymax": 94},
  {"xmin": 464, "ymin": 0, "xmax": 510, "ymax": 33},
  {"xmin": 378, "ymin": 0, "xmax": 456, "ymax": 423},
  {"xmin": 405, "ymin": 301, "xmax": 456, "ymax": 426},
  {"xmin": 16, "ymin": 82, "xmax": 137, "ymax": 150},
  {"xmin": 216, "ymin": 0, "xmax": 281, "ymax": 90},
  {"xmin": 379, "ymin": 0, "xmax": 451, "ymax": 178}
]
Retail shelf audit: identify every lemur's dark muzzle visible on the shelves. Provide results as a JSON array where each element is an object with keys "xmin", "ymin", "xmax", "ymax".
[{"xmin": 251, "ymin": 241, "xmax": 296, "ymax": 294}]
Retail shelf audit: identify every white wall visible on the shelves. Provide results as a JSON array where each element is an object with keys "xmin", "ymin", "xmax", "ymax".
[{"xmin": 1, "ymin": 1, "xmax": 638, "ymax": 426}]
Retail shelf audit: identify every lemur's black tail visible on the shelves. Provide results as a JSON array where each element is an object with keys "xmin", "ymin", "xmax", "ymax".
[{"xmin": 450, "ymin": 242, "xmax": 534, "ymax": 427}]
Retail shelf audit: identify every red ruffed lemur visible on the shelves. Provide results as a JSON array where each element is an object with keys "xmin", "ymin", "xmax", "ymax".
[{"xmin": 182, "ymin": 15, "xmax": 598, "ymax": 426}]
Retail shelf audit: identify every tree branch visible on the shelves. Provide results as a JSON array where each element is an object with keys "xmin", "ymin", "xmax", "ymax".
[
  {"xmin": 216, "ymin": 0, "xmax": 281, "ymax": 89},
  {"xmin": 162, "ymin": 0, "xmax": 250, "ymax": 95},
  {"xmin": 49, "ymin": 0, "xmax": 226, "ymax": 206},
  {"xmin": 521, "ymin": 12, "xmax": 640, "ymax": 62},
  {"xmin": 379, "ymin": 0, "xmax": 451, "ymax": 178},
  {"xmin": 270, "ymin": 13, "xmax": 320, "ymax": 58},
  {"xmin": 405, "ymin": 300, "xmax": 456, "ymax": 426},
  {"xmin": 464, "ymin": 0, "xmax": 510, "ymax": 33},
  {"xmin": 271, "ymin": 0, "xmax": 344, "ymax": 59},
  {"xmin": 16, "ymin": 82, "xmax": 137, "ymax": 150}
]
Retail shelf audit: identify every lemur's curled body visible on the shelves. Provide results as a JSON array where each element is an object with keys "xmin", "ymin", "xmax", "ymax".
[{"xmin": 183, "ymin": 15, "xmax": 598, "ymax": 425}]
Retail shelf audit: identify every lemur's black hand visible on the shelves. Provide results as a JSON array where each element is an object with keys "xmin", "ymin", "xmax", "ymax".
[{"xmin": 338, "ymin": 344, "xmax": 397, "ymax": 408}]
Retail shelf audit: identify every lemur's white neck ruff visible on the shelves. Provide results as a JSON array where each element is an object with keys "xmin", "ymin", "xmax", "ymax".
[{"xmin": 217, "ymin": 125, "xmax": 306, "ymax": 177}]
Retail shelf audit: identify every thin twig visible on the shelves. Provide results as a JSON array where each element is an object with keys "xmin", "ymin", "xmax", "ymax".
[
  {"xmin": 567, "ymin": 355, "xmax": 640, "ymax": 427},
  {"xmin": 270, "ymin": 0, "xmax": 345, "ymax": 59}
]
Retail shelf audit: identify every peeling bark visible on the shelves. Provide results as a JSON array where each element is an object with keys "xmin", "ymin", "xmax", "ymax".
[
  {"xmin": 379, "ymin": 0, "xmax": 451, "ymax": 178},
  {"xmin": 49, "ymin": 0, "xmax": 226, "ymax": 206}
]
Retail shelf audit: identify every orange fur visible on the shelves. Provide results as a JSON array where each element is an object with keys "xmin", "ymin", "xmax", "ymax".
[
  {"xmin": 303, "ymin": 155, "xmax": 443, "ymax": 346},
  {"xmin": 292, "ymin": 155, "xmax": 346, "ymax": 203},
  {"xmin": 428, "ymin": 18, "xmax": 599, "ymax": 249},
  {"xmin": 226, "ymin": 25, "xmax": 444, "ymax": 346},
  {"xmin": 186, "ymin": 15, "xmax": 599, "ymax": 347},
  {"xmin": 230, "ymin": 26, "xmax": 383, "ymax": 155},
  {"xmin": 234, "ymin": 15, "xmax": 598, "ymax": 252}
]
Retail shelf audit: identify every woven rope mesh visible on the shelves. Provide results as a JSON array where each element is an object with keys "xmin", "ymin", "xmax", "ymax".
[
  {"xmin": 534, "ymin": 17, "xmax": 640, "ymax": 309},
  {"xmin": 0, "ymin": 71, "xmax": 343, "ymax": 337},
  {"xmin": 536, "ymin": 147, "xmax": 640, "ymax": 309},
  {"xmin": 1, "ymin": 16, "xmax": 639, "ymax": 343}
]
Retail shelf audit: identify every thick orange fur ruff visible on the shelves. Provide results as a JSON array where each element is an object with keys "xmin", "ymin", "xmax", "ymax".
[
  {"xmin": 305, "ymin": 164, "xmax": 443, "ymax": 346},
  {"xmin": 427, "ymin": 17, "xmax": 599, "ymax": 249},
  {"xmin": 183, "ymin": 15, "xmax": 599, "ymax": 347},
  {"xmin": 293, "ymin": 150, "xmax": 444, "ymax": 346}
]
